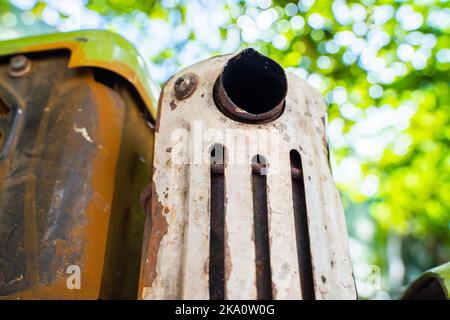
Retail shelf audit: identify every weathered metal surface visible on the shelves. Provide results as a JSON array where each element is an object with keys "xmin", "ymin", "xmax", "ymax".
[
  {"xmin": 403, "ymin": 262, "xmax": 450, "ymax": 300},
  {"xmin": 98, "ymin": 81, "xmax": 155, "ymax": 300},
  {"xmin": 0, "ymin": 49, "xmax": 155, "ymax": 299},
  {"xmin": 139, "ymin": 49, "xmax": 356, "ymax": 300},
  {"xmin": 0, "ymin": 30, "xmax": 159, "ymax": 120}
]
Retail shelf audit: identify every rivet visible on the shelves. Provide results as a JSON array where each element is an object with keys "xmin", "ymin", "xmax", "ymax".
[
  {"xmin": 174, "ymin": 73, "xmax": 198, "ymax": 100},
  {"xmin": 9, "ymin": 55, "xmax": 32, "ymax": 77}
]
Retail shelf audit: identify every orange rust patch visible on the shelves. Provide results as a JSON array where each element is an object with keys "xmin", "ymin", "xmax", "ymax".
[
  {"xmin": 142, "ymin": 183, "xmax": 169, "ymax": 288},
  {"xmin": 83, "ymin": 78, "xmax": 125, "ymax": 299},
  {"xmin": 0, "ymin": 64, "xmax": 124, "ymax": 299}
]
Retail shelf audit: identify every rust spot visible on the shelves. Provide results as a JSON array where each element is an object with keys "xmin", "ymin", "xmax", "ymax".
[
  {"xmin": 165, "ymin": 147, "xmax": 172, "ymax": 153},
  {"xmin": 170, "ymin": 100, "xmax": 177, "ymax": 110},
  {"xmin": 0, "ymin": 96, "xmax": 10, "ymax": 117},
  {"xmin": 272, "ymin": 282, "xmax": 277, "ymax": 299},
  {"xmin": 203, "ymin": 260, "xmax": 209, "ymax": 277},
  {"xmin": 321, "ymin": 275, "xmax": 327, "ymax": 283},
  {"xmin": 142, "ymin": 183, "xmax": 169, "ymax": 288}
]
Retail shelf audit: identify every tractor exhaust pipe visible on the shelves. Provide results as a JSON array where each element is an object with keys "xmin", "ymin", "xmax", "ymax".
[{"xmin": 213, "ymin": 48, "xmax": 287, "ymax": 124}]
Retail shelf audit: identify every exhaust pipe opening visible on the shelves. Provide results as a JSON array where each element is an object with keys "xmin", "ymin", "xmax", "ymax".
[{"xmin": 214, "ymin": 48, "xmax": 287, "ymax": 124}]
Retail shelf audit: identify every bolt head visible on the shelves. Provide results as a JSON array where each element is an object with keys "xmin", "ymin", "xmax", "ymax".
[
  {"xmin": 9, "ymin": 55, "xmax": 31, "ymax": 77},
  {"xmin": 10, "ymin": 55, "xmax": 27, "ymax": 70},
  {"xmin": 174, "ymin": 73, "xmax": 198, "ymax": 100}
]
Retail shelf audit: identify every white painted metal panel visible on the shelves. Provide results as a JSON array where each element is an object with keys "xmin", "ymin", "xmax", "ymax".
[{"xmin": 139, "ymin": 51, "xmax": 357, "ymax": 300}]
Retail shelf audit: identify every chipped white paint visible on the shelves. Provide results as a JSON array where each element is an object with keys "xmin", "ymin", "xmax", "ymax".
[
  {"xmin": 181, "ymin": 161, "xmax": 211, "ymax": 299},
  {"xmin": 73, "ymin": 125, "xmax": 93, "ymax": 143},
  {"xmin": 224, "ymin": 163, "xmax": 257, "ymax": 299},
  {"xmin": 266, "ymin": 154, "xmax": 302, "ymax": 299},
  {"xmin": 140, "ymin": 52, "xmax": 357, "ymax": 300},
  {"xmin": 7, "ymin": 274, "xmax": 23, "ymax": 286}
]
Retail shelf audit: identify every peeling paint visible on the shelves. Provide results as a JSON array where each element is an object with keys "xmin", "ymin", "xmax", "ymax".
[
  {"xmin": 73, "ymin": 125, "xmax": 94, "ymax": 144},
  {"xmin": 142, "ymin": 183, "xmax": 169, "ymax": 288}
]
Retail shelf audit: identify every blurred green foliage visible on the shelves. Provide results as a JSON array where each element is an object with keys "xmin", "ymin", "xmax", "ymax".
[{"xmin": 0, "ymin": 0, "xmax": 448, "ymax": 299}]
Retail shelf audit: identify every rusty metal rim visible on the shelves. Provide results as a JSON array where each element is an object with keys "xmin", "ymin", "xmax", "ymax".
[
  {"xmin": 213, "ymin": 76, "xmax": 285, "ymax": 124},
  {"xmin": 213, "ymin": 49, "xmax": 287, "ymax": 124}
]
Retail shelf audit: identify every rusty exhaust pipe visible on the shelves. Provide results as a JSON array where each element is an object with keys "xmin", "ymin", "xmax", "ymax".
[{"xmin": 213, "ymin": 48, "xmax": 287, "ymax": 124}]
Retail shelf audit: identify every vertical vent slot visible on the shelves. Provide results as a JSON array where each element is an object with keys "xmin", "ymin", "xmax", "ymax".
[
  {"xmin": 290, "ymin": 150, "xmax": 315, "ymax": 300},
  {"xmin": 251, "ymin": 155, "xmax": 272, "ymax": 300},
  {"xmin": 209, "ymin": 144, "xmax": 225, "ymax": 300}
]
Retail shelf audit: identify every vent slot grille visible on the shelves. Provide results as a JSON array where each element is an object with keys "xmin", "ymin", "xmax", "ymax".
[
  {"xmin": 290, "ymin": 150, "xmax": 315, "ymax": 300},
  {"xmin": 251, "ymin": 155, "xmax": 272, "ymax": 300},
  {"xmin": 209, "ymin": 144, "xmax": 226, "ymax": 300}
]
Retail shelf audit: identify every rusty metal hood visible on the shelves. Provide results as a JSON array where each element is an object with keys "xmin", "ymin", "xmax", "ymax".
[{"xmin": 0, "ymin": 30, "xmax": 159, "ymax": 120}]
